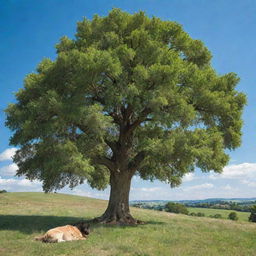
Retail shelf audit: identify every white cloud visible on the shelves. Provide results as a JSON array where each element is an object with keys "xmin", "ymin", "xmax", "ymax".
[
  {"xmin": 132, "ymin": 176, "xmax": 141, "ymax": 182},
  {"xmin": 222, "ymin": 184, "xmax": 232, "ymax": 190},
  {"xmin": 130, "ymin": 186, "xmax": 170, "ymax": 200},
  {"xmin": 68, "ymin": 188, "xmax": 109, "ymax": 199},
  {"xmin": 140, "ymin": 187, "xmax": 162, "ymax": 192},
  {"xmin": 223, "ymin": 163, "xmax": 256, "ymax": 178},
  {"xmin": 182, "ymin": 173, "xmax": 195, "ymax": 182},
  {"xmin": 208, "ymin": 171, "xmax": 218, "ymax": 180},
  {"xmin": 182, "ymin": 183, "xmax": 214, "ymax": 192},
  {"xmin": 0, "ymin": 148, "xmax": 17, "ymax": 162},
  {"xmin": 0, "ymin": 176, "xmax": 42, "ymax": 189},
  {"xmin": 1, "ymin": 161, "xmax": 256, "ymax": 201},
  {"xmin": 0, "ymin": 163, "xmax": 18, "ymax": 176},
  {"xmin": 215, "ymin": 163, "xmax": 256, "ymax": 179},
  {"xmin": 58, "ymin": 185, "xmax": 110, "ymax": 200},
  {"xmin": 131, "ymin": 187, "xmax": 162, "ymax": 192},
  {"xmin": 68, "ymin": 188, "xmax": 94, "ymax": 197},
  {"xmin": 242, "ymin": 180, "xmax": 256, "ymax": 188}
]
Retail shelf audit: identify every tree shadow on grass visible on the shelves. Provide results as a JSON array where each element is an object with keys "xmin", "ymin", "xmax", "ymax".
[
  {"xmin": 0, "ymin": 215, "xmax": 85, "ymax": 234},
  {"xmin": 0, "ymin": 215, "xmax": 165, "ymax": 234}
]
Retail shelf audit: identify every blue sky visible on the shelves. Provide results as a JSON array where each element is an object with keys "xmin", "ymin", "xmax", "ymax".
[{"xmin": 0, "ymin": 0, "xmax": 256, "ymax": 200}]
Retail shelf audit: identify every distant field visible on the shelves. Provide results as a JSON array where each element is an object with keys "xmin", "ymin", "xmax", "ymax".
[
  {"xmin": 188, "ymin": 207, "xmax": 250, "ymax": 222},
  {"xmin": 1, "ymin": 192, "xmax": 256, "ymax": 256}
]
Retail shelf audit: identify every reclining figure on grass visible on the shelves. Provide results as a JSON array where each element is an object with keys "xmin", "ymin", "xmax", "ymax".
[{"xmin": 35, "ymin": 222, "xmax": 90, "ymax": 243}]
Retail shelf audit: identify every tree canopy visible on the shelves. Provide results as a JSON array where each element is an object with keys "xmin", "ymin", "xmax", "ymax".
[{"xmin": 5, "ymin": 9, "xmax": 246, "ymax": 223}]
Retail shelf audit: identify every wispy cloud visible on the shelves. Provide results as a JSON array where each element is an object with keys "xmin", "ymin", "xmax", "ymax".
[
  {"xmin": 0, "ymin": 155, "xmax": 256, "ymax": 200},
  {"xmin": 209, "ymin": 163, "xmax": 256, "ymax": 184},
  {"xmin": 222, "ymin": 184, "xmax": 232, "ymax": 190},
  {"xmin": 242, "ymin": 180, "xmax": 256, "ymax": 188},
  {"xmin": 182, "ymin": 183, "xmax": 214, "ymax": 192},
  {"xmin": 182, "ymin": 173, "xmax": 196, "ymax": 182},
  {"xmin": 0, "ymin": 163, "xmax": 18, "ymax": 176},
  {"xmin": 0, "ymin": 148, "xmax": 17, "ymax": 162},
  {"xmin": 133, "ymin": 187, "xmax": 162, "ymax": 192},
  {"xmin": 0, "ymin": 176, "xmax": 42, "ymax": 191},
  {"xmin": 68, "ymin": 187, "xmax": 109, "ymax": 199}
]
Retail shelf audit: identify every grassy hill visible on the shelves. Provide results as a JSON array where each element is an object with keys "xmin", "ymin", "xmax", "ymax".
[
  {"xmin": 0, "ymin": 192, "xmax": 256, "ymax": 256},
  {"xmin": 188, "ymin": 207, "xmax": 250, "ymax": 221}
]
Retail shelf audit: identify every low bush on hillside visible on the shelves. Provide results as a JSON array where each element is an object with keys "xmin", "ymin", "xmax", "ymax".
[
  {"xmin": 228, "ymin": 212, "xmax": 238, "ymax": 221},
  {"xmin": 189, "ymin": 212, "xmax": 205, "ymax": 217},
  {"xmin": 249, "ymin": 205, "xmax": 256, "ymax": 222},
  {"xmin": 209, "ymin": 214, "xmax": 222, "ymax": 219},
  {"xmin": 0, "ymin": 190, "xmax": 7, "ymax": 193},
  {"xmin": 165, "ymin": 202, "xmax": 189, "ymax": 215}
]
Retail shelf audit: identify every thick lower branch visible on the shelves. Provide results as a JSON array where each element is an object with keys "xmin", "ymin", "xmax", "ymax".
[
  {"xmin": 127, "ymin": 107, "xmax": 151, "ymax": 135},
  {"xmin": 128, "ymin": 151, "xmax": 146, "ymax": 172},
  {"xmin": 104, "ymin": 139, "xmax": 118, "ymax": 155},
  {"xmin": 94, "ymin": 156, "xmax": 115, "ymax": 171}
]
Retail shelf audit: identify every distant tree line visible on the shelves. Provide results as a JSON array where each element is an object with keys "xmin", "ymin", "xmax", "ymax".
[
  {"xmin": 185, "ymin": 201, "xmax": 256, "ymax": 212},
  {"xmin": 132, "ymin": 201, "xmax": 256, "ymax": 222}
]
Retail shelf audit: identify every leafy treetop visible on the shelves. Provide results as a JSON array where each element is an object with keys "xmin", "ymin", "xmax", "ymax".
[{"xmin": 6, "ymin": 9, "xmax": 246, "ymax": 192}]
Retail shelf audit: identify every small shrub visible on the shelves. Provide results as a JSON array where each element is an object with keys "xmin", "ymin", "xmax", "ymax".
[
  {"xmin": 196, "ymin": 212, "xmax": 205, "ymax": 217},
  {"xmin": 189, "ymin": 212, "xmax": 196, "ymax": 216},
  {"xmin": 165, "ymin": 202, "xmax": 189, "ymax": 215},
  {"xmin": 249, "ymin": 205, "xmax": 256, "ymax": 222},
  {"xmin": 228, "ymin": 212, "xmax": 238, "ymax": 221},
  {"xmin": 0, "ymin": 190, "xmax": 7, "ymax": 193},
  {"xmin": 209, "ymin": 214, "xmax": 222, "ymax": 219}
]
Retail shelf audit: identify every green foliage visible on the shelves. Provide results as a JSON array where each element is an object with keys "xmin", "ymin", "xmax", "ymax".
[
  {"xmin": 249, "ymin": 205, "xmax": 256, "ymax": 222},
  {"xmin": 209, "ymin": 214, "xmax": 222, "ymax": 219},
  {"xmin": 228, "ymin": 212, "xmax": 238, "ymax": 221},
  {"xmin": 165, "ymin": 202, "xmax": 189, "ymax": 215},
  {"xmin": 5, "ymin": 9, "xmax": 246, "ymax": 192},
  {"xmin": 196, "ymin": 212, "xmax": 205, "ymax": 217},
  {"xmin": 188, "ymin": 207, "xmax": 250, "ymax": 222},
  {"xmin": 189, "ymin": 212, "xmax": 205, "ymax": 217},
  {"xmin": 0, "ymin": 190, "xmax": 7, "ymax": 193}
]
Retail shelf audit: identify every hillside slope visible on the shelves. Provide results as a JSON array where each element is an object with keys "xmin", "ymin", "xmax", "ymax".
[{"xmin": 0, "ymin": 192, "xmax": 255, "ymax": 256}]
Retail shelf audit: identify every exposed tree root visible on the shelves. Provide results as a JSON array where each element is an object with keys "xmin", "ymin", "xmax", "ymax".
[{"xmin": 91, "ymin": 213, "xmax": 145, "ymax": 225}]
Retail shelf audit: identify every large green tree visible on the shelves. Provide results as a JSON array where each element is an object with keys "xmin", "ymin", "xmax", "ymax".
[{"xmin": 6, "ymin": 9, "xmax": 246, "ymax": 224}]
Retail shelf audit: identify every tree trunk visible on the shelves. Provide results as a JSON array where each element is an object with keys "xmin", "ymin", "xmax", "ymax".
[{"xmin": 93, "ymin": 170, "xmax": 138, "ymax": 225}]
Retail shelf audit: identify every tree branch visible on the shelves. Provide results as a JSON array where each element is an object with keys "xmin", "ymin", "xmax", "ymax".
[
  {"xmin": 91, "ymin": 95, "xmax": 105, "ymax": 105},
  {"xmin": 75, "ymin": 123, "xmax": 89, "ymax": 134},
  {"xmin": 127, "ymin": 107, "xmax": 151, "ymax": 134},
  {"xmin": 128, "ymin": 151, "xmax": 146, "ymax": 172},
  {"xmin": 104, "ymin": 139, "xmax": 117, "ymax": 154},
  {"xmin": 94, "ymin": 156, "xmax": 115, "ymax": 171},
  {"xmin": 108, "ymin": 111, "xmax": 122, "ymax": 125},
  {"xmin": 105, "ymin": 72, "xmax": 117, "ymax": 84}
]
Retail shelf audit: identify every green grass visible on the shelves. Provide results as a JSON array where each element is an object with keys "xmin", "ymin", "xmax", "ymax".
[
  {"xmin": 188, "ymin": 207, "xmax": 250, "ymax": 222},
  {"xmin": 0, "ymin": 192, "xmax": 256, "ymax": 256}
]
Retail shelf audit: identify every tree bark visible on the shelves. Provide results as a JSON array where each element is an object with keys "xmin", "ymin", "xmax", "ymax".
[
  {"xmin": 93, "ymin": 170, "xmax": 138, "ymax": 225},
  {"xmin": 92, "ymin": 112, "xmax": 147, "ymax": 225}
]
